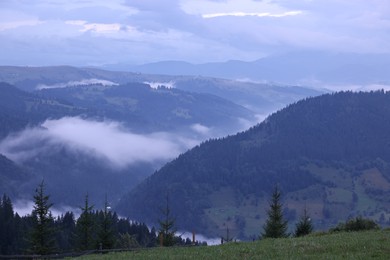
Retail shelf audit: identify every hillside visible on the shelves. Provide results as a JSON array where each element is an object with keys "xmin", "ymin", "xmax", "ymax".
[
  {"xmin": 0, "ymin": 66, "xmax": 324, "ymax": 114},
  {"xmin": 0, "ymin": 81, "xmax": 256, "ymax": 206},
  {"xmin": 79, "ymin": 230, "xmax": 390, "ymax": 259},
  {"xmin": 117, "ymin": 91, "xmax": 390, "ymax": 239}
]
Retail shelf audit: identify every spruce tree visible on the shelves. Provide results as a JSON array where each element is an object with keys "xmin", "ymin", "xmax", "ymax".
[
  {"xmin": 30, "ymin": 181, "xmax": 56, "ymax": 255},
  {"xmin": 97, "ymin": 195, "xmax": 114, "ymax": 250},
  {"xmin": 76, "ymin": 194, "xmax": 94, "ymax": 250},
  {"xmin": 262, "ymin": 186, "xmax": 288, "ymax": 238},
  {"xmin": 295, "ymin": 207, "xmax": 313, "ymax": 237},
  {"xmin": 158, "ymin": 194, "xmax": 176, "ymax": 246},
  {"xmin": 0, "ymin": 194, "xmax": 16, "ymax": 254}
]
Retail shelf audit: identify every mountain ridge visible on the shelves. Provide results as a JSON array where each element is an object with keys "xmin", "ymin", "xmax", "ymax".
[{"xmin": 117, "ymin": 91, "xmax": 390, "ymax": 238}]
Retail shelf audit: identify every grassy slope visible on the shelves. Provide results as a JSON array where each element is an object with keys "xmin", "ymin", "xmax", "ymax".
[{"xmin": 78, "ymin": 230, "xmax": 390, "ymax": 259}]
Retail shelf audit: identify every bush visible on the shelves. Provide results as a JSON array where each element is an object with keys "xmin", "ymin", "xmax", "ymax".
[{"xmin": 331, "ymin": 216, "xmax": 379, "ymax": 232}]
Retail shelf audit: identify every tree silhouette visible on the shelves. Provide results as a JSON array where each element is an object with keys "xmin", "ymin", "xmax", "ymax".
[
  {"xmin": 262, "ymin": 186, "xmax": 288, "ymax": 238},
  {"xmin": 294, "ymin": 206, "xmax": 313, "ymax": 237},
  {"xmin": 76, "ymin": 194, "xmax": 94, "ymax": 250},
  {"xmin": 97, "ymin": 195, "xmax": 114, "ymax": 250},
  {"xmin": 158, "ymin": 193, "xmax": 176, "ymax": 246},
  {"xmin": 29, "ymin": 181, "xmax": 56, "ymax": 255}
]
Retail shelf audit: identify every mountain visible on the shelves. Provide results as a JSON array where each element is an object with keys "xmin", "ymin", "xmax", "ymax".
[
  {"xmin": 0, "ymin": 66, "xmax": 324, "ymax": 114},
  {"xmin": 0, "ymin": 82, "xmax": 84, "ymax": 138},
  {"xmin": 0, "ymin": 153, "xmax": 33, "ymax": 198},
  {"xmin": 117, "ymin": 91, "xmax": 390, "ymax": 239},
  {"xmin": 114, "ymin": 51, "xmax": 390, "ymax": 86},
  {"xmin": 0, "ymin": 66, "xmax": 323, "ymax": 208},
  {"xmin": 0, "ymin": 81, "xmax": 255, "ymax": 207},
  {"xmin": 38, "ymin": 82, "xmax": 255, "ymax": 134}
]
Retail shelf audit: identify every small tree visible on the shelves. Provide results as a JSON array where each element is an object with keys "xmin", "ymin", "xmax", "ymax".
[
  {"xmin": 158, "ymin": 193, "xmax": 176, "ymax": 246},
  {"xmin": 30, "ymin": 181, "xmax": 56, "ymax": 255},
  {"xmin": 294, "ymin": 207, "xmax": 313, "ymax": 237},
  {"xmin": 97, "ymin": 195, "xmax": 114, "ymax": 250},
  {"xmin": 262, "ymin": 186, "xmax": 288, "ymax": 238},
  {"xmin": 76, "ymin": 194, "xmax": 95, "ymax": 250}
]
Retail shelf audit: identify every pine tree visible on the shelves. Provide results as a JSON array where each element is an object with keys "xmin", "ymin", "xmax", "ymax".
[
  {"xmin": 158, "ymin": 193, "xmax": 176, "ymax": 246},
  {"xmin": 295, "ymin": 207, "xmax": 313, "ymax": 237},
  {"xmin": 29, "ymin": 181, "xmax": 56, "ymax": 255},
  {"xmin": 97, "ymin": 195, "xmax": 114, "ymax": 250},
  {"xmin": 76, "ymin": 194, "xmax": 95, "ymax": 250},
  {"xmin": 262, "ymin": 186, "xmax": 288, "ymax": 238},
  {"xmin": 0, "ymin": 194, "xmax": 16, "ymax": 254}
]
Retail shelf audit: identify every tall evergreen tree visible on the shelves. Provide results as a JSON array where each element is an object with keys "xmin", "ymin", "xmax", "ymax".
[
  {"xmin": 262, "ymin": 186, "xmax": 288, "ymax": 238},
  {"xmin": 29, "ymin": 181, "xmax": 56, "ymax": 255},
  {"xmin": 158, "ymin": 193, "xmax": 176, "ymax": 246},
  {"xmin": 0, "ymin": 194, "xmax": 16, "ymax": 254},
  {"xmin": 294, "ymin": 206, "xmax": 313, "ymax": 237},
  {"xmin": 97, "ymin": 195, "xmax": 114, "ymax": 250},
  {"xmin": 76, "ymin": 194, "xmax": 95, "ymax": 250}
]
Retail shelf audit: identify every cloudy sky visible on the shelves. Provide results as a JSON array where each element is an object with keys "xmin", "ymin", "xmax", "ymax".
[{"xmin": 1, "ymin": 0, "xmax": 389, "ymax": 66}]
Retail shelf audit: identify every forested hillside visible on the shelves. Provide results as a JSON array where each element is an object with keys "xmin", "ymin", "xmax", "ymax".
[
  {"xmin": 117, "ymin": 91, "xmax": 390, "ymax": 238},
  {"xmin": 0, "ymin": 81, "xmax": 255, "ymax": 206}
]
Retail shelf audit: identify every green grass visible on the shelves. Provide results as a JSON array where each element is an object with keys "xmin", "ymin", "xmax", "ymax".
[{"xmin": 77, "ymin": 230, "xmax": 390, "ymax": 259}]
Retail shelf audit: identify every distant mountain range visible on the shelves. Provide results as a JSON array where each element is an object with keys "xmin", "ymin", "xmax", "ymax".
[
  {"xmin": 0, "ymin": 65, "xmax": 323, "ymax": 113},
  {"xmin": 117, "ymin": 91, "xmax": 390, "ymax": 239},
  {"xmin": 104, "ymin": 51, "xmax": 390, "ymax": 86},
  {"xmin": 0, "ymin": 66, "xmax": 322, "ymax": 208}
]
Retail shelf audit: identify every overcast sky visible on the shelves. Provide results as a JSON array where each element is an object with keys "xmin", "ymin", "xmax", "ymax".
[{"xmin": 1, "ymin": 0, "xmax": 389, "ymax": 66}]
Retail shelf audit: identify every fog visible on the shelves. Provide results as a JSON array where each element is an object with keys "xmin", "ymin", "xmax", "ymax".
[
  {"xmin": 36, "ymin": 78, "xmax": 118, "ymax": 90},
  {"xmin": 13, "ymin": 199, "xmax": 80, "ymax": 218},
  {"xmin": 0, "ymin": 117, "xmax": 201, "ymax": 169}
]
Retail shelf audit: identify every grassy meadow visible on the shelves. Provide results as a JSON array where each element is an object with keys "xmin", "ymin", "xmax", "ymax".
[{"xmin": 77, "ymin": 229, "xmax": 390, "ymax": 259}]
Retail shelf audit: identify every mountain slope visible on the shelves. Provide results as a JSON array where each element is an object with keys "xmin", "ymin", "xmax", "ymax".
[
  {"xmin": 0, "ymin": 82, "xmax": 84, "ymax": 138},
  {"xmin": 0, "ymin": 66, "xmax": 324, "ymax": 114},
  {"xmin": 117, "ymin": 91, "xmax": 390, "ymax": 238},
  {"xmin": 0, "ymin": 82, "xmax": 255, "ymax": 207}
]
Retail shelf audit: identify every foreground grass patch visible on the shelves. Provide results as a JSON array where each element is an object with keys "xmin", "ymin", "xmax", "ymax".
[{"xmin": 78, "ymin": 230, "xmax": 390, "ymax": 259}]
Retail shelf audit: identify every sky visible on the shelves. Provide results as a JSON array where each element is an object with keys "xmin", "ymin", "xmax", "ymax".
[{"xmin": 1, "ymin": 0, "xmax": 390, "ymax": 66}]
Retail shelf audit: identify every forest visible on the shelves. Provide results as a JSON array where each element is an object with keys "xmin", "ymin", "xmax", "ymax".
[{"xmin": 0, "ymin": 182, "xmax": 205, "ymax": 256}]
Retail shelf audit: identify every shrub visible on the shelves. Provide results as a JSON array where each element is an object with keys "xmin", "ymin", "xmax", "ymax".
[{"xmin": 331, "ymin": 216, "xmax": 379, "ymax": 232}]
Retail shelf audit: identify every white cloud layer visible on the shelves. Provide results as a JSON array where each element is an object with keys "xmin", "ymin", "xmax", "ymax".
[
  {"xmin": 36, "ymin": 78, "xmax": 119, "ymax": 89},
  {"xmin": 202, "ymin": 11, "xmax": 302, "ymax": 19},
  {"xmin": 0, "ymin": 117, "xmax": 199, "ymax": 169}
]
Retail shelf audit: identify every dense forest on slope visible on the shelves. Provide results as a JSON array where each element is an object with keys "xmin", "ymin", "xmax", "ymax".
[
  {"xmin": 0, "ymin": 80, "xmax": 256, "ymax": 207},
  {"xmin": 0, "ymin": 83, "xmax": 84, "ymax": 138},
  {"xmin": 117, "ymin": 91, "xmax": 390, "ymax": 238},
  {"xmin": 38, "ymin": 82, "xmax": 254, "ymax": 133}
]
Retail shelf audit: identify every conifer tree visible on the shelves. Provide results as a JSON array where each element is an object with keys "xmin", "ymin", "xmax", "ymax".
[
  {"xmin": 0, "ymin": 194, "xmax": 16, "ymax": 254},
  {"xmin": 30, "ymin": 181, "xmax": 56, "ymax": 255},
  {"xmin": 76, "ymin": 194, "xmax": 94, "ymax": 250},
  {"xmin": 97, "ymin": 195, "xmax": 114, "ymax": 250},
  {"xmin": 262, "ymin": 186, "xmax": 288, "ymax": 238},
  {"xmin": 294, "ymin": 206, "xmax": 313, "ymax": 237},
  {"xmin": 158, "ymin": 193, "xmax": 176, "ymax": 246}
]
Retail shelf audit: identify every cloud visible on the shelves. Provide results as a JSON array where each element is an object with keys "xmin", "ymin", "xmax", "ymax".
[
  {"xmin": 0, "ymin": 0, "xmax": 390, "ymax": 66},
  {"xmin": 190, "ymin": 123, "xmax": 212, "ymax": 136},
  {"xmin": 36, "ymin": 78, "xmax": 119, "ymax": 90},
  {"xmin": 144, "ymin": 81, "xmax": 175, "ymax": 89},
  {"xmin": 0, "ymin": 117, "xmax": 199, "ymax": 169},
  {"xmin": 13, "ymin": 199, "xmax": 80, "ymax": 217},
  {"xmin": 0, "ymin": 19, "xmax": 44, "ymax": 31},
  {"xmin": 202, "ymin": 11, "xmax": 303, "ymax": 19}
]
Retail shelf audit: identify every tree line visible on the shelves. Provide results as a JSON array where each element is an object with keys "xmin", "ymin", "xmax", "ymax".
[
  {"xmin": 260, "ymin": 185, "xmax": 380, "ymax": 239},
  {"xmin": 0, "ymin": 181, "xmax": 203, "ymax": 256}
]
